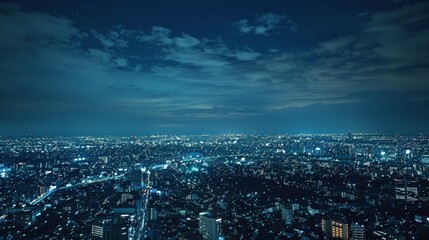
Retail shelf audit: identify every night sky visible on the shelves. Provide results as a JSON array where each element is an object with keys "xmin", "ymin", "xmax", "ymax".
[{"xmin": 1, "ymin": 0, "xmax": 429, "ymax": 135}]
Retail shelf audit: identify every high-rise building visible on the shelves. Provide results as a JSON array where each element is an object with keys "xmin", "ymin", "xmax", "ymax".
[
  {"xmin": 322, "ymin": 218, "xmax": 349, "ymax": 240},
  {"xmin": 130, "ymin": 169, "xmax": 144, "ymax": 190},
  {"xmin": 149, "ymin": 202, "xmax": 157, "ymax": 221},
  {"xmin": 91, "ymin": 216, "xmax": 128, "ymax": 240},
  {"xmin": 281, "ymin": 204, "xmax": 294, "ymax": 225},
  {"xmin": 199, "ymin": 212, "xmax": 221, "ymax": 240},
  {"xmin": 351, "ymin": 223, "xmax": 365, "ymax": 240}
]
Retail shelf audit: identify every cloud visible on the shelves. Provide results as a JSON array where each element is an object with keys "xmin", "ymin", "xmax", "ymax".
[
  {"xmin": 0, "ymin": 2, "xmax": 20, "ymax": 11},
  {"xmin": 91, "ymin": 29, "xmax": 129, "ymax": 49},
  {"xmin": 1, "ymin": 2, "xmax": 429, "ymax": 134},
  {"xmin": 229, "ymin": 49, "xmax": 261, "ymax": 61},
  {"xmin": 0, "ymin": 4, "xmax": 80, "ymax": 49},
  {"xmin": 165, "ymin": 47, "xmax": 229, "ymax": 69},
  {"xmin": 360, "ymin": 1, "xmax": 429, "ymax": 69},
  {"xmin": 139, "ymin": 29, "xmax": 260, "ymax": 71},
  {"xmin": 114, "ymin": 58, "xmax": 127, "ymax": 67},
  {"xmin": 174, "ymin": 34, "xmax": 200, "ymax": 48},
  {"xmin": 234, "ymin": 13, "xmax": 297, "ymax": 35},
  {"xmin": 93, "ymin": 31, "xmax": 114, "ymax": 47},
  {"xmin": 138, "ymin": 26, "xmax": 173, "ymax": 45},
  {"xmin": 253, "ymin": 1, "xmax": 429, "ymax": 108},
  {"xmin": 88, "ymin": 49, "xmax": 112, "ymax": 63},
  {"xmin": 235, "ymin": 19, "xmax": 252, "ymax": 33}
]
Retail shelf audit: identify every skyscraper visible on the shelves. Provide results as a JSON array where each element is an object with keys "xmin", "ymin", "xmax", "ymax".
[
  {"xmin": 322, "ymin": 218, "xmax": 349, "ymax": 240},
  {"xmin": 199, "ymin": 212, "xmax": 221, "ymax": 240}
]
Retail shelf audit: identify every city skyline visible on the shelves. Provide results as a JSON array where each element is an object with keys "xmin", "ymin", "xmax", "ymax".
[
  {"xmin": 1, "ymin": 133, "xmax": 429, "ymax": 239},
  {"xmin": 1, "ymin": 0, "xmax": 429, "ymax": 135}
]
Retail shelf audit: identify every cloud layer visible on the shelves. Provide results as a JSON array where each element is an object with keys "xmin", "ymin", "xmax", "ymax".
[{"xmin": 0, "ymin": 2, "xmax": 429, "ymax": 134}]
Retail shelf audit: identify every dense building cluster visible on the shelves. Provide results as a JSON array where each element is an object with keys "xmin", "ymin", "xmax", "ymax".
[{"xmin": 0, "ymin": 133, "xmax": 428, "ymax": 239}]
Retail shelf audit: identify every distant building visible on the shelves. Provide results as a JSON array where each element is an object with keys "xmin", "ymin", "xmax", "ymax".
[
  {"xmin": 98, "ymin": 156, "xmax": 110, "ymax": 164},
  {"xmin": 395, "ymin": 180, "xmax": 418, "ymax": 201},
  {"xmin": 130, "ymin": 169, "xmax": 144, "ymax": 190},
  {"xmin": 91, "ymin": 216, "xmax": 128, "ymax": 240},
  {"xmin": 199, "ymin": 212, "xmax": 221, "ymax": 240},
  {"xmin": 351, "ymin": 223, "xmax": 365, "ymax": 240},
  {"xmin": 281, "ymin": 205, "xmax": 294, "ymax": 225},
  {"xmin": 38, "ymin": 185, "xmax": 47, "ymax": 195},
  {"xmin": 421, "ymin": 154, "xmax": 429, "ymax": 165},
  {"xmin": 120, "ymin": 193, "xmax": 133, "ymax": 204},
  {"xmin": 322, "ymin": 218, "xmax": 349, "ymax": 240},
  {"xmin": 291, "ymin": 203, "xmax": 300, "ymax": 211},
  {"xmin": 149, "ymin": 205, "xmax": 157, "ymax": 221}
]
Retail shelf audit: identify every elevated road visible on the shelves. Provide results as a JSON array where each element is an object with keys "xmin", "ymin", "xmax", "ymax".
[
  {"xmin": 30, "ymin": 174, "xmax": 125, "ymax": 205},
  {"xmin": 136, "ymin": 171, "xmax": 151, "ymax": 240}
]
